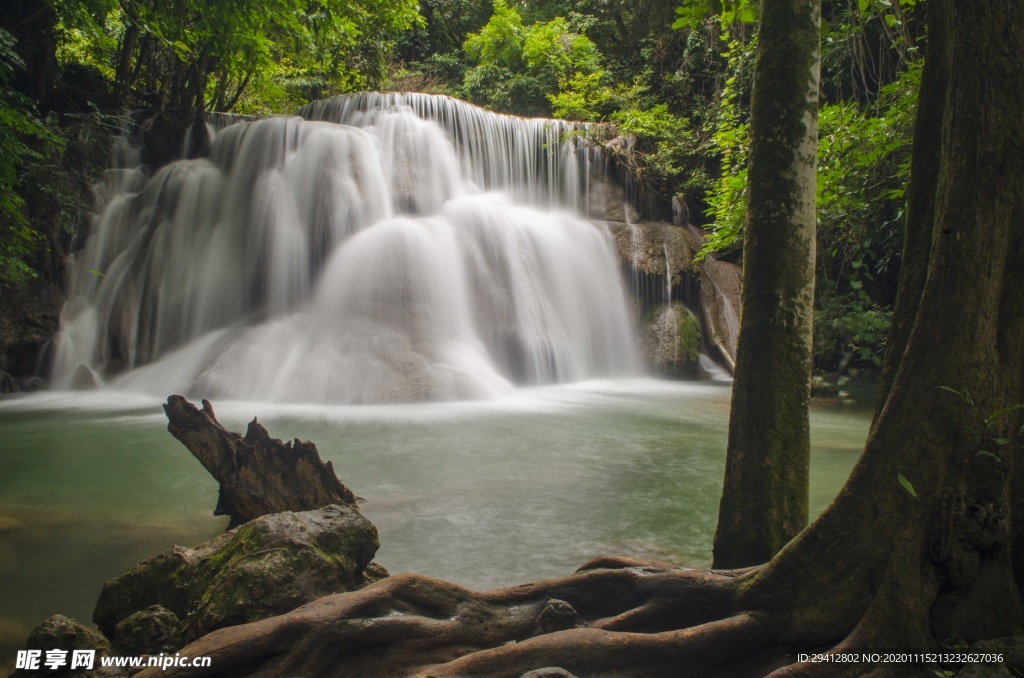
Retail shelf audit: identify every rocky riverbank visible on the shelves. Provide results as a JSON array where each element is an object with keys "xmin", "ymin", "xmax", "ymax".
[{"xmin": 10, "ymin": 396, "xmax": 388, "ymax": 677}]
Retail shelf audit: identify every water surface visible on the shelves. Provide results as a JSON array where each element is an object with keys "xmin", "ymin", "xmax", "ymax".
[{"xmin": 0, "ymin": 379, "xmax": 871, "ymax": 664}]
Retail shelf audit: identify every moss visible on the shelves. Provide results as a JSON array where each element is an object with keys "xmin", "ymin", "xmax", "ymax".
[
  {"xmin": 641, "ymin": 302, "xmax": 702, "ymax": 378},
  {"xmin": 677, "ymin": 305, "xmax": 701, "ymax": 366}
]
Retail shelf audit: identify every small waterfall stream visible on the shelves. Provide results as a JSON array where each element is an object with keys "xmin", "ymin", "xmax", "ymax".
[{"xmin": 53, "ymin": 94, "xmax": 642, "ymax": 403}]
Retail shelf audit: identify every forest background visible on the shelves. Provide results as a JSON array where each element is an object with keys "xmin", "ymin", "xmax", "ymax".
[{"xmin": 0, "ymin": 0, "xmax": 923, "ymax": 378}]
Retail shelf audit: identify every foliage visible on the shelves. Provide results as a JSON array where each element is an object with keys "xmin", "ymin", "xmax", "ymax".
[
  {"xmin": 816, "ymin": 61, "xmax": 919, "ymax": 303},
  {"xmin": 672, "ymin": 0, "xmax": 756, "ymax": 30},
  {"xmin": 397, "ymin": 0, "xmax": 494, "ymax": 63},
  {"xmin": 813, "ymin": 291, "xmax": 892, "ymax": 374},
  {"xmin": 47, "ymin": 0, "xmax": 421, "ymax": 116},
  {"xmin": 459, "ymin": 0, "xmax": 603, "ymax": 117},
  {"xmin": 0, "ymin": 28, "xmax": 64, "ymax": 287},
  {"xmin": 694, "ymin": 33, "xmax": 753, "ymax": 258},
  {"xmin": 610, "ymin": 103, "xmax": 692, "ymax": 179}
]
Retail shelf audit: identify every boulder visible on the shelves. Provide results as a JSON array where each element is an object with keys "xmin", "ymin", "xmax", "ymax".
[
  {"xmin": 70, "ymin": 364, "xmax": 98, "ymax": 391},
  {"xmin": 163, "ymin": 395, "xmax": 356, "ymax": 528},
  {"xmin": 111, "ymin": 606, "xmax": 182, "ymax": 656},
  {"xmin": 642, "ymin": 302, "xmax": 701, "ymax": 378},
  {"xmin": 94, "ymin": 505, "xmax": 386, "ymax": 646},
  {"xmin": 11, "ymin": 615, "xmax": 112, "ymax": 678},
  {"xmin": 810, "ymin": 375, "xmax": 839, "ymax": 399}
]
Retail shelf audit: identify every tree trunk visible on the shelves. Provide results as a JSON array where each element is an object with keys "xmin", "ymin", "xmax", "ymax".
[
  {"xmin": 133, "ymin": 1, "xmax": 1024, "ymax": 675},
  {"xmin": 746, "ymin": 0, "xmax": 1024, "ymax": 654},
  {"xmin": 712, "ymin": 0, "xmax": 821, "ymax": 569},
  {"xmin": 163, "ymin": 396, "xmax": 357, "ymax": 529}
]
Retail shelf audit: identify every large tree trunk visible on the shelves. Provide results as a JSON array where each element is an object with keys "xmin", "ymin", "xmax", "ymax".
[
  {"xmin": 134, "ymin": 1, "xmax": 1024, "ymax": 675},
  {"xmin": 712, "ymin": 0, "xmax": 821, "ymax": 569},
  {"xmin": 739, "ymin": 0, "xmax": 1024, "ymax": 660}
]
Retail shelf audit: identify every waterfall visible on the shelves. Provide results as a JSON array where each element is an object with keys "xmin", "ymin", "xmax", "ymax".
[{"xmin": 53, "ymin": 94, "xmax": 642, "ymax": 403}]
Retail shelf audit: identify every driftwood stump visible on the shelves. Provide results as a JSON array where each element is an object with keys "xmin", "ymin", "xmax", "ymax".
[{"xmin": 163, "ymin": 395, "xmax": 356, "ymax": 528}]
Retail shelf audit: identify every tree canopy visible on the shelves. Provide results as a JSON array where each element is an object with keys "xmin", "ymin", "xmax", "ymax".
[{"xmin": 2, "ymin": 0, "xmax": 925, "ymax": 375}]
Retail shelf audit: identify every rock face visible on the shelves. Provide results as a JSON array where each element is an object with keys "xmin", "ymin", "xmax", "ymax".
[
  {"xmin": 93, "ymin": 505, "xmax": 385, "ymax": 647},
  {"xmin": 588, "ymin": 177, "xmax": 640, "ymax": 224},
  {"xmin": 11, "ymin": 615, "xmax": 112, "ymax": 678},
  {"xmin": 642, "ymin": 302, "xmax": 701, "ymax": 378},
  {"xmin": 0, "ymin": 283, "xmax": 63, "ymax": 393},
  {"xmin": 163, "ymin": 395, "xmax": 357, "ymax": 527},
  {"xmin": 604, "ymin": 220, "xmax": 697, "ymax": 282},
  {"xmin": 698, "ymin": 258, "xmax": 741, "ymax": 372}
]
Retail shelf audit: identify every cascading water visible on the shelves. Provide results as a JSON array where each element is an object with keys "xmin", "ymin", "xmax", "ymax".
[{"xmin": 53, "ymin": 93, "xmax": 642, "ymax": 403}]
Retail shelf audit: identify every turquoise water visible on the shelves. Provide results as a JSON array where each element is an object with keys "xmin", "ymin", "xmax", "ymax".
[{"xmin": 0, "ymin": 379, "xmax": 872, "ymax": 666}]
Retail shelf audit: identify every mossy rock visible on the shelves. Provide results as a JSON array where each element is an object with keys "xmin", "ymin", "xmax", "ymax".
[
  {"xmin": 94, "ymin": 505, "xmax": 387, "ymax": 647},
  {"xmin": 810, "ymin": 375, "xmax": 839, "ymax": 398},
  {"xmin": 113, "ymin": 606, "xmax": 182, "ymax": 656},
  {"xmin": 11, "ymin": 615, "xmax": 111, "ymax": 678},
  {"xmin": 642, "ymin": 302, "xmax": 701, "ymax": 378}
]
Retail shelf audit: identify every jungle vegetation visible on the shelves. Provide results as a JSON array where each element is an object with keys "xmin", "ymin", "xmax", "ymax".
[{"xmin": 0, "ymin": 0, "xmax": 919, "ymax": 376}]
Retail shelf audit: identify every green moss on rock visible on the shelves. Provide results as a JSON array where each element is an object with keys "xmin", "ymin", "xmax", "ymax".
[
  {"xmin": 94, "ymin": 505, "xmax": 387, "ymax": 649},
  {"xmin": 642, "ymin": 302, "xmax": 702, "ymax": 378}
]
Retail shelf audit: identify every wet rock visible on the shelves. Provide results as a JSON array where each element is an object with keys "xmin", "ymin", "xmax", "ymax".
[
  {"xmin": 0, "ymin": 283, "xmax": 62, "ymax": 391},
  {"xmin": 163, "ymin": 396, "xmax": 357, "ymax": 528},
  {"xmin": 604, "ymin": 220, "xmax": 697, "ymax": 279},
  {"xmin": 112, "ymin": 606, "xmax": 182, "ymax": 656},
  {"xmin": 672, "ymin": 195, "xmax": 690, "ymax": 227},
  {"xmin": 16, "ymin": 376, "xmax": 48, "ymax": 392},
  {"xmin": 642, "ymin": 302, "xmax": 701, "ymax": 378},
  {"xmin": 11, "ymin": 615, "xmax": 112, "ymax": 678},
  {"xmin": 810, "ymin": 375, "xmax": 839, "ymax": 398},
  {"xmin": 588, "ymin": 177, "xmax": 639, "ymax": 223},
  {"xmin": 94, "ymin": 505, "xmax": 385, "ymax": 644},
  {"xmin": 70, "ymin": 364, "xmax": 97, "ymax": 390},
  {"xmin": 699, "ymin": 259, "xmax": 741, "ymax": 372},
  {"xmin": 537, "ymin": 599, "xmax": 578, "ymax": 634}
]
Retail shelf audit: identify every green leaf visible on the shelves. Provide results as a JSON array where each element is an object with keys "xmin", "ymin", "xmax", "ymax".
[
  {"xmin": 984, "ymin": 403, "xmax": 1024, "ymax": 425},
  {"xmin": 976, "ymin": 450, "xmax": 1003, "ymax": 462},
  {"xmin": 897, "ymin": 473, "xmax": 917, "ymax": 498}
]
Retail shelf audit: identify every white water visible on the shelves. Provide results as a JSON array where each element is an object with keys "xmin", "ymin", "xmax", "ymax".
[{"xmin": 53, "ymin": 94, "xmax": 641, "ymax": 403}]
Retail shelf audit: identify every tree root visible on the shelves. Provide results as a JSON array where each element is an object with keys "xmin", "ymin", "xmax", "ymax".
[{"xmin": 135, "ymin": 559, "xmax": 774, "ymax": 678}]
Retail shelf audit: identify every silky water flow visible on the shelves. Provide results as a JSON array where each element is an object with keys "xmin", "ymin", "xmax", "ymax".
[{"xmin": 52, "ymin": 93, "xmax": 642, "ymax": 404}]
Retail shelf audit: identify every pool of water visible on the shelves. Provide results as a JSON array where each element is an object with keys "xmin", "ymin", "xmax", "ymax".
[{"xmin": 0, "ymin": 379, "xmax": 872, "ymax": 665}]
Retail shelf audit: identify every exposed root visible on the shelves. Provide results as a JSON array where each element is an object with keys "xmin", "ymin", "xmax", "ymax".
[
  {"xmin": 420, "ymin": 614, "xmax": 778, "ymax": 677},
  {"xmin": 136, "ymin": 562, "xmax": 755, "ymax": 678}
]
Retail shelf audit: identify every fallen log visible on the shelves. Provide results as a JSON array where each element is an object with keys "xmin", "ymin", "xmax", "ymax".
[{"xmin": 163, "ymin": 395, "xmax": 356, "ymax": 528}]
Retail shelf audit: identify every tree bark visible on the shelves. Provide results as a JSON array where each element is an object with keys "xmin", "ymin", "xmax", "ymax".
[
  {"xmin": 163, "ymin": 396, "xmax": 357, "ymax": 529},
  {"xmin": 712, "ymin": 0, "xmax": 821, "ymax": 569}
]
